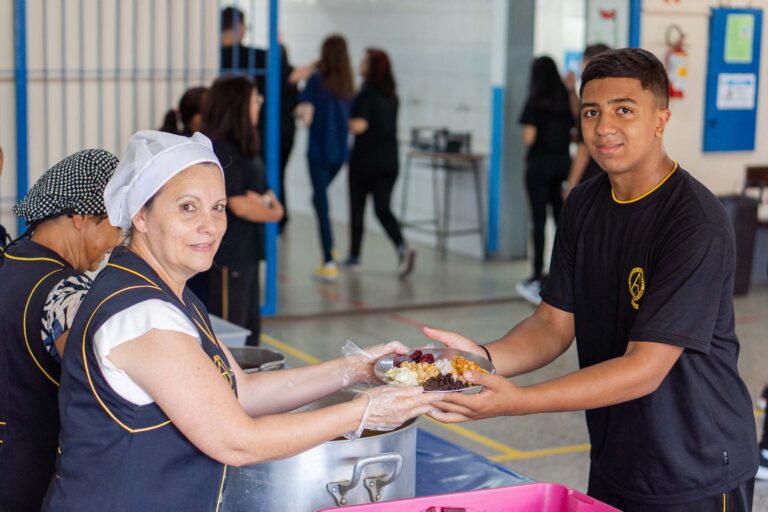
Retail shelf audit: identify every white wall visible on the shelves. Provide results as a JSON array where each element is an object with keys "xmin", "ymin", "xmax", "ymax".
[
  {"xmin": 536, "ymin": 0, "xmax": 587, "ymax": 70},
  {"xmin": 641, "ymin": 0, "xmax": 767, "ymax": 199},
  {"xmin": 238, "ymin": 0, "xmax": 495, "ymax": 259}
]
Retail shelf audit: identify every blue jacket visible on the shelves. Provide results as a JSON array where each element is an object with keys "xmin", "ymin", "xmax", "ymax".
[{"xmin": 300, "ymin": 72, "xmax": 351, "ymax": 164}]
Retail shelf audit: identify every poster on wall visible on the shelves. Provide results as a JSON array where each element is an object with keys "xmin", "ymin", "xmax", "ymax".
[
  {"xmin": 585, "ymin": 0, "xmax": 629, "ymax": 48},
  {"xmin": 716, "ymin": 73, "xmax": 756, "ymax": 110},
  {"xmin": 724, "ymin": 14, "xmax": 754, "ymax": 64}
]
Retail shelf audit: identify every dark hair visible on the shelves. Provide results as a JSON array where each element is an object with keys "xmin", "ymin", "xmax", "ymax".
[
  {"xmin": 318, "ymin": 34, "xmax": 354, "ymax": 100},
  {"xmin": 527, "ymin": 56, "xmax": 570, "ymax": 115},
  {"xmin": 364, "ymin": 48, "xmax": 396, "ymax": 97},
  {"xmin": 221, "ymin": 6, "xmax": 244, "ymax": 32},
  {"xmin": 584, "ymin": 43, "xmax": 611, "ymax": 61},
  {"xmin": 159, "ymin": 86, "xmax": 208, "ymax": 135},
  {"xmin": 580, "ymin": 48, "xmax": 669, "ymax": 108},
  {"xmin": 202, "ymin": 75, "xmax": 260, "ymax": 157}
]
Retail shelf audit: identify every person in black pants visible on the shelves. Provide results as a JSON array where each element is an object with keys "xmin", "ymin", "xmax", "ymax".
[
  {"xmin": 200, "ymin": 75, "xmax": 283, "ymax": 346},
  {"xmin": 345, "ymin": 48, "xmax": 415, "ymax": 278},
  {"xmin": 517, "ymin": 56, "xmax": 574, "ymax": 305}
]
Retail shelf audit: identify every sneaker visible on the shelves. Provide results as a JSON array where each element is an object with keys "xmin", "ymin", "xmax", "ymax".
[
  {"xmin": 312, "ymin": 262, "xmax": 338, "ymax": 283},
  {"xmin": 331, "ymin": 248, "xmax": 340, "ymax": 263},
  {"xmin": 341, "ymin": 257, "xmax": 362, "ymax": 273},
  {"xmin": 759, "ymin": 385, "xmax": 768, "ymax": 410},
  {"xmin": 757, "ymin": 449, "xmax": 768, "ymax": 480},
  {"xmin": 516, "ymin": 278, "xmax": 542, "ymax": 306},
  {"xmin": 397, "ymin": 247, "xmax": 417, "ymax": 279}
]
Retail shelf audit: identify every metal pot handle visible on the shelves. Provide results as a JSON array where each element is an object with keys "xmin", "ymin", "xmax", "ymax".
[
  {"xmin": 326, "ymin": 452, "xmax": 404, "ymax": 506},
  {"xmin": 257, "ymin": 360, "xmax": 285, "ymax": 372}
]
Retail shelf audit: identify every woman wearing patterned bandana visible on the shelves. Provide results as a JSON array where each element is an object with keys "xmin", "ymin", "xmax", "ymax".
[{"xmin": 0, "ymin": 149, "xmax": 121, "ymax": 512}]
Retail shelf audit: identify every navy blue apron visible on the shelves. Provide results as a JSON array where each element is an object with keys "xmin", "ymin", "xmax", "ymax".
[
  {"xmin": 44, "ymin": 247, "xmax": 238, "ymax": 511},
  {"xmin": 0, "ymin": 239, "xmax": 77, "ymax": 512}
]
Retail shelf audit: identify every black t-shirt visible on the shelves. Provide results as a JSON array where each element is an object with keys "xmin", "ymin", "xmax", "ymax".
[
  {"xmin": 349, "ymin": 85, "xmax": 399, "ymax": 177},
  {"xmin": 541, "ymin": 166, "xmax": 758, "ymax": 503},
  {"xmin": 212, "ymin": 140, "xmax": 267, "ymax": 268},
  {"xmin": 519, "ymin": 100, "xmax": 573, "ymax": 161},
  {"xmin": 220, "ymin": 44, "xmax": 298, "ymax": 151}
]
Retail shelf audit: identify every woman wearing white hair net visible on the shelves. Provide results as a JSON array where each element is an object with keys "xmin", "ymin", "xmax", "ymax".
[{"xmin": 43, "ymin": 130, "xmax": 440, "ymax": 511}]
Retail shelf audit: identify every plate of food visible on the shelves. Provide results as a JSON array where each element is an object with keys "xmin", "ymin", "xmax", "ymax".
[{"xmin": 374, "ymin": 347, "xmax": 495, "ymax": 393}]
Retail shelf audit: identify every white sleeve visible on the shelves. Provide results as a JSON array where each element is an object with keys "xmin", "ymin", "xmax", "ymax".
[{"xmin": 92, "ymin": 299, "xmax": 200, "ymax": 406}]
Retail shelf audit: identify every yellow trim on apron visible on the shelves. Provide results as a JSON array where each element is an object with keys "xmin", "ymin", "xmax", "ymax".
[
  {"xmin": 215, "ymin": 465, "xmax": 228, "ymax": 512},
  {"xmin": 4, "ymin": 253, "xmax": 65, "ymax": 267},
  {"xmin": 110, "ymin": 262, "xmax": 222, "ymax": 349},
  {"xmin": 107, "ymin": 263, "xmax": 159, "ymax": 287},
  {"xmin": 81, "ymin": 285, "xmax": 172, "ymax": 433},
  {"xmin": 24, "ymin": 268, "xmax": 65, "ymax": 386},
  {"xmin": 107, "ymin": 263, "xmax": 234, "ymax": 512},
  {"xmin": 93, "ymin": 263, "xmax": 232, "ymax": 433}
]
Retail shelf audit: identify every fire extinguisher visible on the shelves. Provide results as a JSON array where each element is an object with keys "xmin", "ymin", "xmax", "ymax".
[{"xmin": 665, "ymin": 24, "xmax": 688, "ymax": 99}]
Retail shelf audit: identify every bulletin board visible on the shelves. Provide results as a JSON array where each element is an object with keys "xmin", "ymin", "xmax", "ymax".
[{"xmin": 702, "ymin": 8, "xmax": 763, "ymax": 152}]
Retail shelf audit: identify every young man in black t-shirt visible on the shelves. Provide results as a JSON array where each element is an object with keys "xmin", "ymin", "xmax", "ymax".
[{"xmin": 426, "ymin": 48, "xmax": 758, "ymax": 511}]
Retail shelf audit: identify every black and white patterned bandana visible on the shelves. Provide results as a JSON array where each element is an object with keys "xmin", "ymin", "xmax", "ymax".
[{"xmin": 13, "ymin": 149, "xmax": 119, "ymax": 224}]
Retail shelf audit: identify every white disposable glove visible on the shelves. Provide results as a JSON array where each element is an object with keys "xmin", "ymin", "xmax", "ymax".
[
  {"xmin": 340, "ymin": 340, "xmax": 410, "ymax": 387},
  {"xmin": 345, "ymin": 385, "xmax": 440, "ymax": 439}
]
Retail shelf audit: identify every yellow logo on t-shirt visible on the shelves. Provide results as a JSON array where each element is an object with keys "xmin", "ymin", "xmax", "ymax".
[
  {"xmin": 628, "ymin": 267, "xmax": 645, "ymax": 310},
  {"xmin": 213, "ymin": 355, "xmax": 233, "ymax": 388}
]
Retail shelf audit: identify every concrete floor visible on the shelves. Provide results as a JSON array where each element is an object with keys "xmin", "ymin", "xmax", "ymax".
[{"xmin": 262, "ymin": 213, "xmax": 768, "ymax": 510}]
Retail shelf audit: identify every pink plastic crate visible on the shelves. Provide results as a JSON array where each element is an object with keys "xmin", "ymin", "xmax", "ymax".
[{"xmin": 316, "ymin": 483, "xmax": 620, "ymax": 512}]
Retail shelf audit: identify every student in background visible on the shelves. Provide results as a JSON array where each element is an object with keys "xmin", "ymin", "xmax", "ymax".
[
  {"xmin": 159, "ymin": 86, "xmax": 209, "ymax": 137},
  {"xmin": 201, "ymin": 75, "xmax": 283, "ymax": 346},
  {"xmin": 220, "ymin": 6, "xmax": 313, "ymax": 235},
  {"xmin": 345, "ymin": 48, "xmax": 415, "ymax": 278},
  {"xmin": 563, "ymin": 43, "xmax": 611, "ymax": 197},
  {"xmin": 516, "ymin": 56, "xmax": 573, "ymax": 305},
  {"xmin": 295, "ymin": 34, "xmax": 354, "ymax": 283}
]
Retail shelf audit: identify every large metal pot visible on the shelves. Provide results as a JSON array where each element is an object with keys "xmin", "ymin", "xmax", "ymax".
[
  {"xmin": 228, "ymin": 346, "xmax": 286, "ymax": 373},
  {"xmin": 220, "ymin": 390, "xmax": 417, "ymax": 511}
]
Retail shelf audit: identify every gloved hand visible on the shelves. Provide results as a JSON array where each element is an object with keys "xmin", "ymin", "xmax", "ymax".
[
  {"xmin": 345, "ymin": 385, "xmax": 440, "ymax": 439},
  {"xmin": 340, "ymin": 340, "xmax": 410, "ymax": 387}
]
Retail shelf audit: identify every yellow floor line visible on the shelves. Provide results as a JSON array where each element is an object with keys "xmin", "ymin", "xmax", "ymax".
[
  {"xmin": 424, "ymin": 417, "xmax": 524, "ymax": 457},
  {"xmin": 489, "ymin": 443, "xmax": 591, "ymax": 462},
  {"xmin": 260, "ymin": 333, "xmax": 321, "ymax": 365}
]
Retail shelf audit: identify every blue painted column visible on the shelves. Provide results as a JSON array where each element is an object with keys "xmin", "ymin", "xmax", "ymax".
[
  {"xmin": 486, "ymin": 0, "xmax": 509, "ymax": 256},
  {"xmin": 14, "ymin": 0, "xmax": 29, "ymax": 235},
  {"xmin": 261, "ymin": 0, "xmax": 280, "ymax": 316},
  {"xmin": 629, "ymin": 0, "xmax": 642, "ymax": 48}
]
